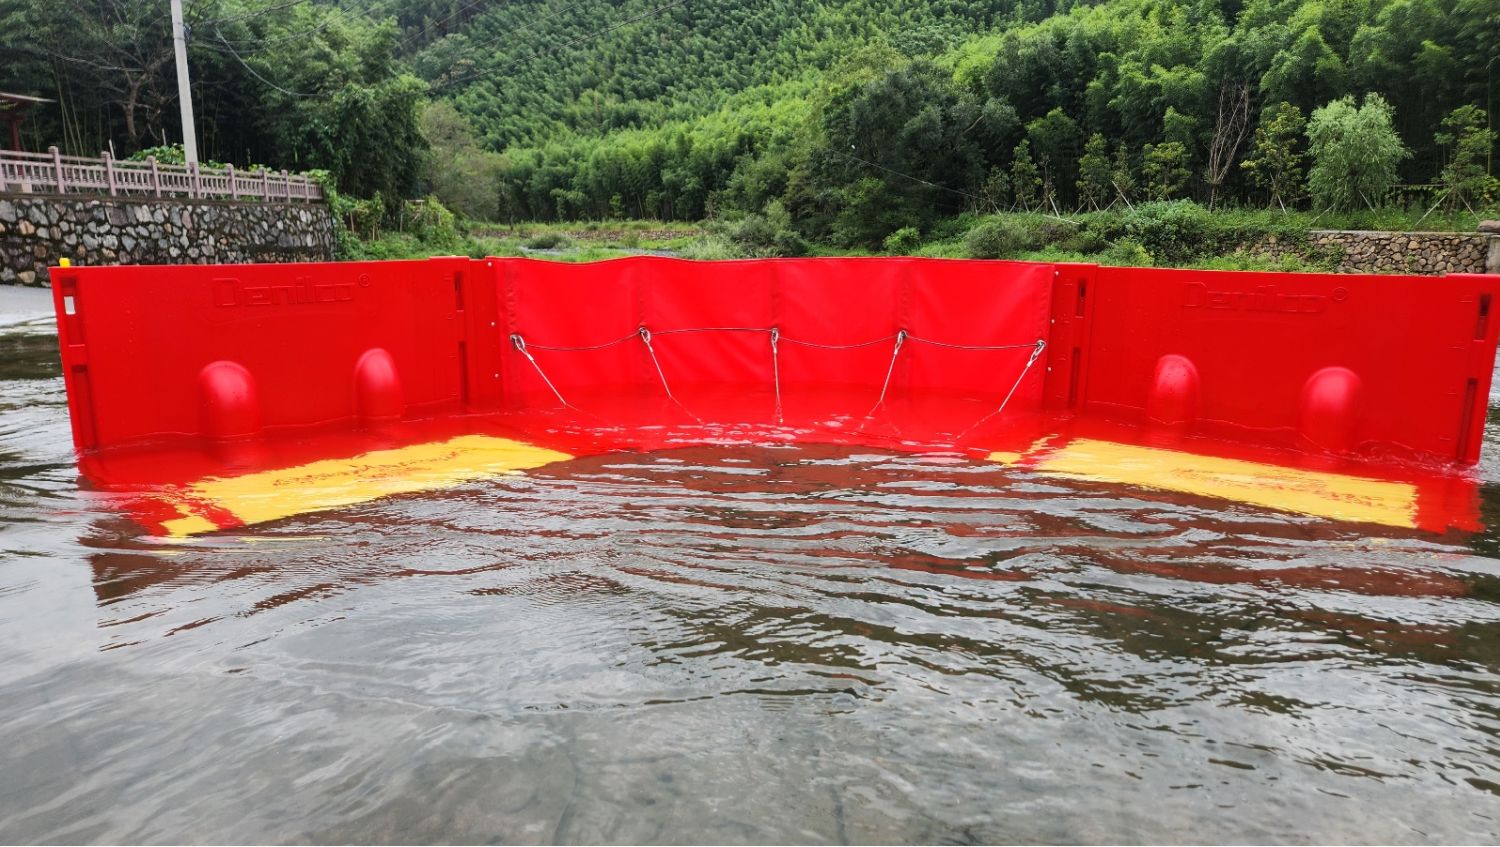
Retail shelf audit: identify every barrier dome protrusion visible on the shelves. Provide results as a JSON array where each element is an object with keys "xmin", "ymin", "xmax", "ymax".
[
  {"xmin": 1146, "ymin": 354, "xmax": 1200, "ymax": 427},
  {"xmin": 198, "ymin": 360, "xmax": 261, "ymax": 441},
  {"xmin": 1299, "ymin": 366, "xmax": 1362, "ymax": 454},
  {"xmin": 354, "ymin": 348, "xmax": 403, "ymax": 424}
]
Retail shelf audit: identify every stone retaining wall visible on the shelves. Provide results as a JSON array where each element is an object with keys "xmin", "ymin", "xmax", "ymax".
[
  {"xmin": 1309, "ymin": 230, "xmax": 1498, "ymax": 274},
  {"xmin": 0, "ymin": 194, "xmax": 334, "ymax": 286},
  {"xmin": 1257, "ymin": 229, "xmax": 1499, "ymax": 274}
]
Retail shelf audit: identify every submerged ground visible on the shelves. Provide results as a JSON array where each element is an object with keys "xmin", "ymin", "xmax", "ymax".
[{"xmin": 3, "ymin": 285, "xmax": 1500, "ymax": 843}]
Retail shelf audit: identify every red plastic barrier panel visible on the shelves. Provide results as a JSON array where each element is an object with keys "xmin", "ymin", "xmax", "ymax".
[
  {"xmin": 52, "ymin": 258, "xmax": 476, "ymax": 451},
  {"xmin": 1054, "ymin": 266, "xmax": 1500, "ymax": 465},
  {"xmin": 50, "ymin": 256, "xmax": 1500, "ymax": 470}
]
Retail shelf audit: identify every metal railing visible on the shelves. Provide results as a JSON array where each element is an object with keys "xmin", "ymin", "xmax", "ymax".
[{"xmin": 0, "ymin": 147, "xmax": 323, "ymax": 202}]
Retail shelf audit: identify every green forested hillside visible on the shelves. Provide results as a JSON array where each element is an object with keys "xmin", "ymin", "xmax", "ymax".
[
  {"xmin": 409, "ymin": 0, "xmax": 1020, "ymax": 148},
  {"xmin": 2, "ymin": 0, "xmax": 1496, "ymax": 248}
]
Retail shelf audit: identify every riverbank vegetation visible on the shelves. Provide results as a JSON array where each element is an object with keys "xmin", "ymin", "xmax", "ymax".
[
  {"xmin": 339, "ymin": 198, "xmax": 1490, "ymax": 270},
  {"xmin": 2, "ymin": 0, "xmax": 1496, "ymax": 262}
]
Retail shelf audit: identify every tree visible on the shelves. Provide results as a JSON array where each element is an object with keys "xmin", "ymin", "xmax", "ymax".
[
  {"xmin": 1111, "ymin": 143, "xmax": 1137, "ymax": 207},
  {"xmin": 1163, "ymin": 108, "xmax": 1199, "ymax": 164},
  {"xmin": 1026, "ymin": 108, "xmax": 1082, "ymax": 209},
  {"xmin": 1010, "ymin": 139, "xmax": 1041, "ymax": 211},
  {"xmin": 9, "ymin": 0, "xmax": 180, "ymax": 148},
  {"xmin": 1306, "ymin": 94, "xmax": 1409, "ymax": 211},
  {"xmin": 420, "ymin": 101, "xmax": 506, "ymax": 220},
  {"xmin": 307, "ymin": 75, "xmax": 430, "ymax": 207},
  {"xmin": 1260, "ymin": 25, "xmax": 1348, "ymax": 114},
  {"xmin": 1434, "ymin": 105, "xmax": 1498, "ymax": 212},
  {"xmin": 810, "ymin": 59, "xmax": 987, "ymax": 245},
  {"xmin": 1142, "ymin": 142, "xmax": 1189, "ymax": 200},
  {"xmin": 1241, "ymin": 102, "xmax": 1307, "ymax": 211},
  {"xmin": 830, "ymin": 176, "xmax": 908, "ymax": 248},
  {"xmin": 981, "ymin": 166, "xmax": 1011, "ymax": 212},
  {"xmin": 1076, "ymin": 133, "xmax": 1111, "ymax": 211},
  {"xmin": 1204, "ymin": 82, "xmax": 1251, "ymax": 209}
]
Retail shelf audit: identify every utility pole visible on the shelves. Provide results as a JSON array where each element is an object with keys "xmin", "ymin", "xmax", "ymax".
[{"xmin": 170, "ymin": 0, "xmax": 199, "ymax": 166}]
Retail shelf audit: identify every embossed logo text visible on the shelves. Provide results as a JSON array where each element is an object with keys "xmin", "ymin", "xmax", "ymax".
[
  {"xmin": 1182, "ymin": 282, "xmax": 1326, "ymax": 314},
  {"xmin": 213, "ymin": 277, "xmax": 354, "ymax": 307}
]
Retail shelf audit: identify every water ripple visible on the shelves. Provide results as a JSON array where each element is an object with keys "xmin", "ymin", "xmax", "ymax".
[{"xmin": 3, "ymin": 334, "xmax": 1500, "ymax": 842}]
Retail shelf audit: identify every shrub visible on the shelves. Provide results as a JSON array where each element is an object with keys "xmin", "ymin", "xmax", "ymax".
[
  {"xmin": 1111, "ymin": 201, "xmax": 1212, "ymax": 264},
  {"xmin": 772, "ymin": 229, "xmax": 810, "ymax": 257},
  {"xmin": 337, "ymin": 193, "xmax": 387, "ymax": 246},
  {"xmin": 355, "ymin": 233, "xmax": 423, "ymax": 260},
  {"xmin": 679, "ymin": 234, "xmax": 746, "ymax": 260},
  {"xmin": 729, "ymin": 214, "xmax": 778, "ymax": 250},
  {"xmin": 719, "ymin": 201, "xmax": 809, "ymax": 257},
  {"xmin": 127, "ymin": 144, "xmax": 238, "ymax": 170},
  {"xmin": 883, "ymin": 226, "xmax": 922, "ymax": 254},
  {"xmin": 404, "ymin": 196, "xmax": 462, "ymax": 251},
  {"xmin": 1017, "ymin": 245, "xmax": 1091, "ymax": 263},
  {"xmin": 1100, "ymin": 238, "xmax": 1154, "ymax": 267},
  {"xmin": 965, "ymin": 217, "xmax": 1037, "ymax": 258},
  {"xmin": 1061, "ymin": 226, "xmax": 1107, "ymax": 254},
  {"xmin": 1035, "ymin": 218, "xmax": 1078, "ymax": 246},
  {"xmin": 524, "ymin": 232, "xmax": 570, "ymax": 249},
  {"xmin": 464, "ymin": 236, "xmax": 523, "ymax": 259},
  {"xmin": 929, "ymin": 212, "xmax": 981, "ymax": 241},
  {"xmin": 764, "ymin": 199, "xmax": 809, "ymax": 257}
]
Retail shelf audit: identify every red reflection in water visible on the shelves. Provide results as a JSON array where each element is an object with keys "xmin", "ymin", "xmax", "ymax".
[{"xmin": 73, "ymin": 384, "xmax": 1485, "ymax": 605}]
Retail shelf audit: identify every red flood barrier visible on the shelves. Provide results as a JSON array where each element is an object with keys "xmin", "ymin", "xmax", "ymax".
[
  {"xmin": 1060, "ymin": 266, "xmax": 1500, "ymax": 465},
  {"xmin": 49, "ymin": 256, "xmax": 1500, "ymax": 535}
]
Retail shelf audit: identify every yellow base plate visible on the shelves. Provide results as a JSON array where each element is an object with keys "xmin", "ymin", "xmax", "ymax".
[
  {"xmin": 162, "ymin": 435, "xmax": 572, "ymax": 536},
  {"xmin": 990, "ymin": 438, "xmax": 1417, "ymax": 528}
]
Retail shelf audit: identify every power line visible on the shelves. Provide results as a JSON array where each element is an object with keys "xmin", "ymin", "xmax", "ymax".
[
  {"xmin": 213, "ymin": 27, "xmax": 325, "ymax": 97},
  {"xmin": 398, "ymin": 0, "xmax": 496, "ymax": 46},
  {"xmin": 18, "ymin": 44, "xmax": 145, "ymax": 75},
  {"xmin": 194, "ymin": 0, "xmax": 307, "ymax": 29},
  {"xmin": 430, "ymin": 0, "xmax": 693, "ymax": 93},
  {"xmin": 204, "ymin": 0, "xmax": 406, "ymax": 51},
  {"xmin": 839, "ymin": 147, "xmax": 986, "ymax": 204}
]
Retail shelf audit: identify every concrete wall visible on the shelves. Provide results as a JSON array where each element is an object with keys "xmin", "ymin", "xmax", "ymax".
[{"xmin": 0, "ymin": 194, "xmax": 334, "ymax": 286}]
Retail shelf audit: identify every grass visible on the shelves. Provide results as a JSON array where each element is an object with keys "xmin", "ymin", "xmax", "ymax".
[
  {"xmin": 468, "ymin": 219, "xmax": 706, "ymax": 251},
  {"xmin": 348, "ymin": 232, "xmax": 654, "ymax": 263},
  {"xmin": 345, "ymin": 203, "xmax": 1496, "ymax": 270}
]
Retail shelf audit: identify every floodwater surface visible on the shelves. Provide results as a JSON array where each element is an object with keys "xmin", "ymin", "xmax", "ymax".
[{"xmin": 3, "ymin": 302, "xmax": 1500, "ymax": 843}]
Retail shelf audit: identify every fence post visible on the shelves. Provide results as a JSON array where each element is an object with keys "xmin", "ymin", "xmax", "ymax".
[
  {"xmin": 227, "ymin": 163, "xmax": 237, "ymax": 200},
  {"xmin": 50, "ymin": 146, "xmax": 64, "ymax": 194},
  {"xmin": 149, "ymin": 156, "xmax": 161, "ymax": 197},
  {"xmin": 281, "ymin": 169, "xmax": 290, "ymax": 202},
  {"xmin": 190, "ymin": 161, "xmax": 202, "ymax": 199},
  {"xmin": 261, "ymin": 167, "xmax": 269, "ymax": 200},
  {"xmin": 102, "ymin": 150, "xmax": 117, "ymax": 196},
  {"xmin": 0, "ymin": 152, "xmax": 8, "ymax": 193}
]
